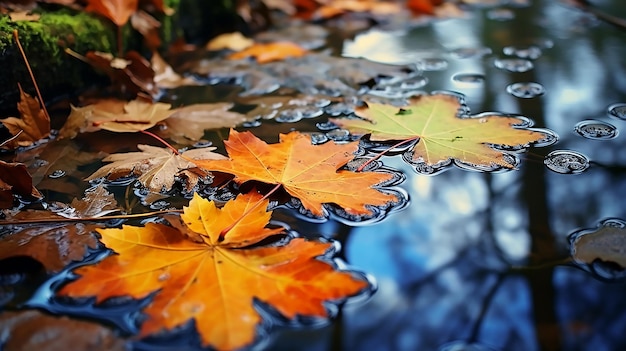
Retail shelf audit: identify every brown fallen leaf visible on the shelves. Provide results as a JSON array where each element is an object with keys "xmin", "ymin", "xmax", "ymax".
[
  {"xmin": 0, "ymin": 84, "xmax": 50, "ymax": 148},
  {"xmin": 86, "ymin": 0, "xmax": 139, "ymax": 26},
  {"xmin": 0, "ymin": 310, "xmax": 125, "ymax": 351},
  {"xmin": 58, "ymin": 99, "xmax": 127, "ymax": 139},
  {"xmin": 85, "ymin": 50, "xmax": 157, "ymax": 97},
  {"xmin": 86, "ymin": 144, "xmax": 225, "ymax": 193},
  {"xmin": 0, "ymin": 160, "xmax": 41, "ymax": 209},
  {"xmin": 156, "ymin": 103, "xmax": 248, "ymax": 143},
  {"xmin": 7, "ymin": 11, "xmax": 40, "ymax": 21}
]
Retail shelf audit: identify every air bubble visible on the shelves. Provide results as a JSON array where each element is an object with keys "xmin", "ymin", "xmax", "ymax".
[
  {"xmin": 503, "ymin": 45, "xmax": 542, "ymax": 59},
  {"xmin": 506, "ymin": 82, "xmax": 545, "ymax": 98},
  {"xmin": 574, "ymin": 120, "xmax": 618, "ymax": 140},
  {"xmin": 326, "ymin": 129, "xmax": 351, "ymax": 142},
  {"xmin": 48, "ymin": 170, "xmax": 66, "ymax": 179},
  {"xmin": 310, "ymin": 132, "xmax": 328, "ymax": 145},
  {"xmin": 607, "ymin": 103, "xmax": 626, "ymax": 121},
  {"xmin": 450, "ymin": 47, "xmax": 492, "ymax": 59},
  {"xmin": 452, "ymin": 73, "xmax": 485, "ymax": 84},
  {"xmin": 416, "ymin": 58, "xmax": 448, "ymax": 71},
  {"xmin": 32, "ymin": 159, "xmax": 48, "ymax": 168},
  {"xmin": 316, "ymin": 121, "xmax": 339, "ymax": 131},
  {"xmin": 544, "ymin": 150, "xmax": 590, "ymax": 174},
  {"xmin": 193, "ymin": 140, "xmax": 212, "ymax": 148},
  {"xmin": 487, "ymin": 8, "xmax": 515, "ymax": 21},
  {"xmin": 324, "ymin": 102, "xmax": 354, "ymax": 116},
  {"xmin": 242, "ymin": 119, "xmax": 262, "ymax": 128},
  {"xmin": 494, "ymin": 58, "xmax": 534, "ymax": 72},
  {"xmin": 275, "ymin": 112, "xmax": 303, "ymax": 123}
]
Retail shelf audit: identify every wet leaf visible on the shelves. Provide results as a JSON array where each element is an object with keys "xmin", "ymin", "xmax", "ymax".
[
  {"xmin": 0, "ymin": 160, "xmax": 41, "ymax": 209},
  {"xmin": 86, "ymin": 145, "xmax": 225, "ymax": 193},
  {"xmin": 228, "ymin": 41, "xmax": 308, "ymax": 63},
  {"xmin": 59, "ymin": 192, "xmax": 367, "ymax": 350},
  {"xmin": 0, "ymin": 310, "xmax": 125, "ymax": 351},
  {"xmin": 206, "ymin": 32, "xmax": 254, "ymax": 51},
  {"xmin": 58, "ymin": 99, "xmax": 126, "ymax": 139},
  {"xmin": 332, "ymin": 94, "xmax": 549, "ymax": 169},
  {"xmin": 157, "ymin": 103, "xmax": 248, "ymax": 144},
  {"xmin": 67, "ymin": 184, "xmax": 120, "ymax": 218},
  {"xmin": 0, "ymin": 85, "xmax": 50, "ymax": 148},
  {"xmin": 86, "ymin": 0, "xmax": 139, "ymax": 26},
  {"xmin": 572, "ymin": 224, "xmax": 626, "ymax": 268},
  {"xmin": 194, "ymin": 129, "xmax": 398, "ymax": 216}
]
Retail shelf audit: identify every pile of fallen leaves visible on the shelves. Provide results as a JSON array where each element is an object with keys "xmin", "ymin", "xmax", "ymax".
[{"xmin": 0, "ymin": 1, "xmax": 557, "ymax": 350}]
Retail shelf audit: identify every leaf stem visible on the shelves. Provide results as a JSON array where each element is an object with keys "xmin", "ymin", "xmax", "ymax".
[
  {"xmin": 357, "ymin": 137, "xmax": 418, "ymax": 172},
  {"xmin": 13, "ymin": 30, "xmax": 50, "ymax": 122},
  {"xmin": 219, "ymin": 183, "xmax": 282, "ymax": 239},
  {"xmin": 0, "ymin": 209, "xmax": 183, "ymax": 226},
  {"xmin": 140, "ymin": 130, "xmax": 180, "ymax": 155}
]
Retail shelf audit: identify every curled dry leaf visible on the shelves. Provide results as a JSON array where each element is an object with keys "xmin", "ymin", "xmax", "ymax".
[
  {"xmin": 228, "ymin": 41, "xmax": 308, "ymax": 63},
  {"xmin": 0, "ymin": 84, "xmax": 50, "ymax": 148},
  {"xmin": 0, "ymin": 310, "xmax": 125, "ymax": 351},
  {"xmin": 156, "ymin": 102, "xmax": 248, "ymax": 143},
  {"xmin": 59, "ymin": 192, "xmax": 368, "ymax": 350},
  {"xmin": 86, "ymin": 144, "xmax": 225, "ymax": 193},
  {"xmin": 194, "ymin": 129, "xmax": 399, "ymax": 217},
  {"xmin": 0, "ymin": 160, "xmax": 42, "ymax": 209}
]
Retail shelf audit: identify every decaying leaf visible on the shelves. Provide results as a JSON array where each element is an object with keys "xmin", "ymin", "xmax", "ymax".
[
  {"xmin": 59, "ymin": 192, "xmax": 367, "ymax": 350},
  {"xmin": 194, "ymin": 129, "xmax": 399, "ymax": 217},
  {"xmin": 228, "ymin": 41, "xmax": 308, "ymax": 63},
  {"xmin": 0, "ymin": 160, "xmax": 41, "ymax": 209},
  {"xmin": 0, "ymin": 310, "xmax": 125, "ymax": 351},
  {"xmin": 332, "ymin": 94, "xmax": 551, "ymax": 171},
  {"xmin": 0, "ymin": 84, "xmax": 50, "ymax": 148},
  {"xmin": 86, "ymin": 144, "xmax": 225, "ymax": 193},
  {"xmin": 191, "ymin": 52, "xmax": 418, "ymax": 99},
  {"xmin": 157, "ymin": 103, "xmax": 248, "ymax": 143},
  {"xmin": 206, "ymin": 32, "xmax": 254, "ymax": 51}
]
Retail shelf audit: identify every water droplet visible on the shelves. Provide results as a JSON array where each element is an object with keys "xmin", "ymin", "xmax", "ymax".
[
  {"xmin": 607, "ymin": 103, "xmax": 626, "ymax": 121},
  {"xmin": 450, "ymin": 47, "xmax": 492, "ymax": 59},
  {"xmin": 310, "ymin": 132, "xmax": 329, "ymax": 145},
  {"xmin": 399, "ymin": 76, "xmax": 429, "ymax": 90},
  {"xmin": 506, "ymin": 82, "xmax": 545, "ymax": 98},
  {"xmin": 544, "ymin": 150, "xmax": 590, "ymax": 174},
  {"xmin": 574, "ymin": 120, "xmax": 618, "ymax": 140},
  {"xmin": 149, "ymin": 200, "xmax": 170, "ymax": 210},
  {"xmin": 416, "ymin": 58, "xmax": 448, "ymax": 71},
  {"xmin": 32, "ymin": 159, "xmax": 48, "ymax": 168},
  {"xmin": 324, "ymin": 102, "xmax": 354, "ymax": 116},
  {"xmin": 158, "ymin": 272, "xmax": 170, "ymax": 281},
  {"xmin": 503, "ymin": 45, "xmax": 542, "ymax": 59},
  {"xmin": 452, "ymin": 73, "xmax": 485, "ymax": 84},
  {"xmin": 494, "ymin": 58, "xmax": 534, "ymax": 72},
  {"xmin": 48, "ymin": 170, "xmax": 66, "ymax": 179},
  {"xmin": 326, "ymin": 129, "xmax": 351, "ymax": 142},
  {"xmin": 242, "ymin": 119, "xmax": 262, "ymax": 128},
  {"xmin": 487, "ymin": 8, "xmax": 515, "ymax": 21},
  {"xmin": 193, "ymin": 140, "xmax": 212, "ymax": 148},
  {"xmin": 275, "ymin": 111, "xmax": 303, "ymax": 123},
  {"xmin": 316, "ymin": 121, "xmax": 339, "ymax": 131}
]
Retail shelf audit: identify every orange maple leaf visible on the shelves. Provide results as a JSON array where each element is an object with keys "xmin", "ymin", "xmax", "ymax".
[
  {"xmin": 193, "ymin": 129, "xmax": 399, "ymax": 217},
  {"xmin": 228, "ymin": 41, "xmax": 308, "ymax": 63},
  {"xmin": 86, "ymin": 0, "xmax": 139, "ymax": 26},
  {"xmin": 59, "ymin": 192, "xmax": 367, "ymax": 350}
]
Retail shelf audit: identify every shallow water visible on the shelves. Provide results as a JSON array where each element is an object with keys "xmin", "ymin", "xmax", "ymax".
[{"xmin": 3, "ymin": 1, "xmax": 626, "ymax": 351}]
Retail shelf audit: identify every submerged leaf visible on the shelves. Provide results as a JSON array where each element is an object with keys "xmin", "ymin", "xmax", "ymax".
[
  {"xmin": 59, "ymin": 192, "xmax": 367, "ymax": 350},
  {"xmin": 194, "ymin": 129, "xmax": 399, "ymax": 217}
]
